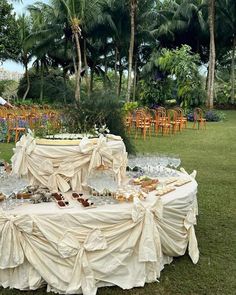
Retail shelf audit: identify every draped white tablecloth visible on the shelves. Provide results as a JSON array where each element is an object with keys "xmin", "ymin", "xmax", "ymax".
[
  {"xmin": 11, "ymin": 134, "xmax": 127, "ymax": 192},
  {"xmin": 0, "ymin": 172, "xmax": 199, "ymax": 295}
]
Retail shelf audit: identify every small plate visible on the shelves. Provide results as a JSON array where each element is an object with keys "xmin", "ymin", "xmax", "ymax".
[
  {"xmin": 174, "ymin": 179, "xmax": 192, "ymax": 187},
  {"xmin": 56, "ymin": 200, "xmax": 72, "ymax": 209}
]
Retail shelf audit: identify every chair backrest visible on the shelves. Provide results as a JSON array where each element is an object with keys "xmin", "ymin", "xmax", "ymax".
[
  {"xmin": 167, "ymin": 109, "xmax": 178, "ymax": 122},
  {"xmin": 155, "ymin": 109, "xmax": 166, "ymax": 123},
  {"xmin": 174, "ymin": 107, "xmax": 183, "ymax": 119},
  {"xmin": 194, "ymin": 108, "xmax": 204, "ymax": 121},
  {"xmin": 156, "ymin": 106, "xmax": 166, "ymax": 115},
  {"xmin": 6, "ymin": 114, "xmax": 20, "ymax": 129}
]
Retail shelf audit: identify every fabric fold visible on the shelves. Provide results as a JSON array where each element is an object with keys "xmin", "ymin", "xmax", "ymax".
[
  {"xmin": 132, "ymin": 197, "xmax": 163, "ymax": 280},
  {"xmin": 11, "ymin": 134, "xmax": 36, "ymax": 176},
  {"xmin": 38, "ymin": 160, "xmax": 74, "ymax": 192},
  {"xmin": 0, "ymin": 214, "xmax": 33, "ymax": 269},
  {"xmin": 57, "ymin": 228, "xmax": 107, "ymax": 295},
  {"xmin": 184, "ymin": 208, "xmax": 199, "ymax": 264}
]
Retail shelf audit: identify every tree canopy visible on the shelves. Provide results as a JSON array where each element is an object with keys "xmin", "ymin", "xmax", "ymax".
[
  {"xmin": 4, "ymin": 0, "xmax": 236, "ymax": 107},
  {"xmin": 0, "ymin": 0, "xmax": 20, "ymax": 62}
]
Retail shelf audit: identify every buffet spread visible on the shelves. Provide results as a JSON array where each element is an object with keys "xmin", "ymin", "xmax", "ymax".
[{"xmin": 0, "ymin": 134, "xmax": 199, "ymax": 295}]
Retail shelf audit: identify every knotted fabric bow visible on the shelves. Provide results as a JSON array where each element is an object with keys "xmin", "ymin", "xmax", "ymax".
[
  {"xmin": 0, "ymin": 213, "xmax": 33, "ymax": 269},
  {"xmin": 11, "ymin": 134, "xmax": 36, "ymax": 176},
  {"xmin": 39, "ymin": 160, "xmax": 75, "ymax": 192},
  {"xmin": 85, "ymin": 135, "xmax": 113, "ymax": 174},
  {"xmin": 184, "ymin": 208, "xmax": 199, "ymax": 264},
  {"xmin": 57, "ymin": 228, "xmax": 107, "ymax": 295},
  {"xmin": 132, "ymin": 197, "xmax": 163, "ymax": 281}
]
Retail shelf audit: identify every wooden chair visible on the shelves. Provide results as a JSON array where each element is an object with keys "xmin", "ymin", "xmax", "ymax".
[
  {"xmin": 193, "ymin": 108, "xmax": 206, "ymax": 129},
  {"xmin": 6, "ymin": 114, "xmax": 26, "ymax": 143},
  {"xmin": 167, "ymin": 109, "xmax": 181, "ymax": 134},
  {"xmin": 174, "ymin": 107, "xmax": 187, "ymax": 130},
  {"xmin": 135, "ymin": 111, "xmax": 151, "ymax": 140},
  {"xmin": 157, "ymin": 109, "xmax": 171, "ymax": 136},
  {"xmin": 124, "ymin": 112, "xmax": 133, "ymax": 135}
]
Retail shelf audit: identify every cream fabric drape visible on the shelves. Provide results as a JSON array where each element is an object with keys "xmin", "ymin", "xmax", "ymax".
[
  {"xmin": 0, "ymin": 176, "xmax": 199, "ymax": 294},
  {"xmin": 11, "ymin": 134, "xmax": 127, "ymax": 192}
]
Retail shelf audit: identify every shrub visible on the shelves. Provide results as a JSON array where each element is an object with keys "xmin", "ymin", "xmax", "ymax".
[
  {"xmin": 205, "ymin": 110, "xmax": 226, "ymax": 122},
  {"xmin": 122, "ymin": 101, "xmax": 139, "ymax": 114},
  {"xmin": 187, "ymin": 109, "xmax": 226, "ymax": 122},
  {"xmin": 62, "ymin": 91, "xmax": 135, "ymax": 154},
  {"xmin": 17, "ymin": 68, "xmax": 74, "ymax": 103}
]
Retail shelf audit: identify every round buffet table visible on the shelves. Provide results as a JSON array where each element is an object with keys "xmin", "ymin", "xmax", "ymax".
[
  {"xmin": 0, "ymin": 173, "xmax": 199, "ymax": 295},
  {"xmin": 11, "ymin": 134, "xmax": 127, "ymax": 192}
]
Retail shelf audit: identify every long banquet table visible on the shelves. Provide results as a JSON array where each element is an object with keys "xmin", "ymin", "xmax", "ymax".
[{"xmin": 0, "ymin": 172, "xmax": 199, "ymax": 295}]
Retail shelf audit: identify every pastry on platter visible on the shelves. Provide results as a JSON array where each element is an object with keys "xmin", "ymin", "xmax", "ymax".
[{"xmin": 0, "ymin": 193, "xmax": 6, "ymax": 202}]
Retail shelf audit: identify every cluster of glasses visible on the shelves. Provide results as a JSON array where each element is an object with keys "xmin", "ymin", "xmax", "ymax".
[
  {"xmin": 127, "ymin": 154, "xmax": 181, "ymax": 178},
  {"xmin": 0, "ymin": 165, "xmax": 29, "ymax": 211},
  {"xmin": 87, "ymin": 169, "xmax": 118, "ymax": 194},
  {"xmin": 89, "ymin": 193, "xmax": 119, "ymax": 206}
]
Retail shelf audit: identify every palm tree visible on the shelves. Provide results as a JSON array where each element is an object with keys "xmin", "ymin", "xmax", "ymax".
[
  {"xmin": 27, "ymin": 0, "xmax": 102, "ymax": 103},
  {"xmin": 16, "ymin": 15, "xmax": 33, "ymax": 101},
  {"xmin": 28, "ymin": 2, "xmax": 76, "ymax": 103},
  {"xmin": 127, "ymin": 0, "xmax": 138, "ymax": 102},
  {"xmin": 98, "ymin": 0, "xmax": 130, "ymax": 96},
  {"xmin": 207, "ymin": 0, "xmax": 215, "ymax": 109},
  {"xmin": 58, "ymin": 0, "xmax": 102, "ymax": 103},
  {"xmin": 217, "ymin": 0, "xmax": 236, "ymax": 104}
]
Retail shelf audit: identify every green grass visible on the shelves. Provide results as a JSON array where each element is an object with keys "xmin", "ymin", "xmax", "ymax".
[{"xmin": 0, "ymin": 111, "xmax": 236, "ymax": 295}]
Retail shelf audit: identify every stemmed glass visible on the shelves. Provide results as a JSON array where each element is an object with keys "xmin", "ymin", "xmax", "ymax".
[
  {"xmin": 172, "ymin": 155, "xmax": 181, "ymax": 176},
  {"xmin": 168, "ymin": 155, "xmax": 175, "ymax": 176},
  {"xmin": 159, "ymin": 154, "xmax": 169, "ymax": 177}
]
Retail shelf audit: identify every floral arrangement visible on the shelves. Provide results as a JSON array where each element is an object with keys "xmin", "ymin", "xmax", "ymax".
[{"xmin": 94, "ymin": 124, "xmax": 110, "ymax": 136}]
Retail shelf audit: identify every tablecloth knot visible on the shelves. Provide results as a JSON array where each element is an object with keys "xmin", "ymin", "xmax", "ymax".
[
  {"xmin": 57, "ymin": 228, "xmax": 107, "ymax": 295},
  {"xmin": 87, "ymin": 135, "xmax": 113, "ymax": 174},
  {"xmin": 11, "ymin": 133, "xmax": 36, "ymax": 176},
  {"xmin": 132, "ymin": 197, "xmax": 163, "ymax": 223},
  {"xmin": 131, "ymin": 197, "xmax": 163, "ymax": 281},
  {"xmin": 132, "ymin": 197, "xmax": 162, "ymax": 262},
  {"xmin": 180, "ymin": 167, "xmax": 197, "ymax": 179},
  {"xmin": 39, "ymin": 160, "xmax": 75, "ymax": 192},
  {"xmin": 184, "ymin": 208, "xmax": 199, "ymax": 264},
  {"xmin": 0, "ymin": 214, "xmax": 33, "ymax": 269}
]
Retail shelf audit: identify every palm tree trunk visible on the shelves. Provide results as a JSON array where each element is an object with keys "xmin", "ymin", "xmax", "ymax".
[
  {"xmin": 39, "ymin": 62, "xmax": 44, "ymax": 103},
  {"xmin": 231, "ymin": 35, "xmax": 235, "ymax": 104},
  {"xmin": 205, "ymin": 65, "xmax": 209, "ymax": 91},
  {"xmin": 83, "ymin": 39, "xmax": 90, "ymax": 97},
  {"xmin": 90, "ymin": 69, "xmax": 94, "ymax": 93},
  {"xmin": 23, "ymin": 61, "xmax": 30, "ymax": 101},
  {"xmin": 74, "ymin": 32, "xmax": 82, "ymax": 103},
  {"xmin": 114, "ymin": 47, "xmax": 118, "ymax": 85},
  {"xmin": 126, "ymin": 0, "xmax": 137, "ymax": 102},
  {"xmin": 104, "ymin": 53, "xmax": 108, "ymax": 89},
  {"xmin": 63, "ymin": 69, "xmax": 67, "ymax": 104},
  {"xmin": 118, "ymin": 70, "xmax": 123, "ymax": 97},
  {"xmin": 133, "ymin": 54, "xmax": 138, "ymax": 101},
  {"xmin": 117, "ymin": 52, "xmax": 122, "ymax": 96},
  {"xmin": 207, "ymin": 0, "xmax": 215, "ymax": 109}
]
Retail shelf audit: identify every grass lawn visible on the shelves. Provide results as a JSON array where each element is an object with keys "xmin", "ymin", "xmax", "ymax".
[{"xmin": 0, "ymin": 110, "xmax": 236, "ymax": 295}]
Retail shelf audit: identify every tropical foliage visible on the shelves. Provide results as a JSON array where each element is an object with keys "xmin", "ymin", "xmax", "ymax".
[
  {"xmin": 0, "ymin": 0, "xmax": 20, "ymax": 62},
  {"xmin": 1, "ymin": 0, "xmax": 236, "ymax": 109}
]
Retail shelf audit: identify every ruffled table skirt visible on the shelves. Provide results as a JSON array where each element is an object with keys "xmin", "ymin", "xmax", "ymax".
[{"xmin": 0, "ymin": 176, "xmax": 199, "ymax": 295}]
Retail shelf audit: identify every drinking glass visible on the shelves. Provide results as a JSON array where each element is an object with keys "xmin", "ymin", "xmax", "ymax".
[
  {"xmin": 172, "ymin": 155, "xmax": 181, "ymax": 175},
  {"xmin": 168, "ymin": 155, "xmax": 175, "ymax": 176},
  {"xmin": 159, "ymin": 154, "xmax": 169, "ymax": 177}
]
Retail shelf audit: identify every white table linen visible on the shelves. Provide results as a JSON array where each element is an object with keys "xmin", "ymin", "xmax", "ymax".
[
  {"xmin": 11, "ymin": 134, "xmax": 127, "ymax": 192},
  {"xmin": 0, "ymin": 173, "xmax": 199, "ymax": 295}
]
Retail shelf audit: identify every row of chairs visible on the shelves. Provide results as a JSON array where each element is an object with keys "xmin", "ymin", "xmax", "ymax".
[
  {"xmin": 0, "ymin": 105, "xmax": 61, "ymax": 143},
  {"xmin": 125, "ymin": 107, "xmax": 206, "ymax": 140}
]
